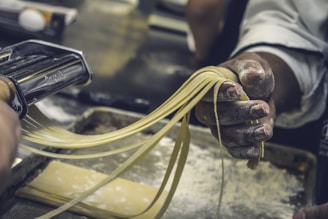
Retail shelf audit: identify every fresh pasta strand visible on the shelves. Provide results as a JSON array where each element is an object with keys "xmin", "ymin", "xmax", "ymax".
[{"xmin": 20, "ymin": 66, "xmax": 264, "ymax": 219}]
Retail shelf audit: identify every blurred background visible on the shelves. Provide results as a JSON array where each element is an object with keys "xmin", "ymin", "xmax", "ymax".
[{"xmin": 0, "ymin": 0, "xmax": 197, "ymax": 117}]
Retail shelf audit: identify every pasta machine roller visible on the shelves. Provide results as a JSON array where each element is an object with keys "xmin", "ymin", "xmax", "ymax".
[{"xmin": 0, "ymin": 39, "xmax": 93, "ymax": 118}]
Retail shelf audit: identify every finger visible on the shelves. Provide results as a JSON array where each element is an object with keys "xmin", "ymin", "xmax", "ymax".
[
  {"xmin": 293, "ymin": 203, "xmax": 328, "ymax": 219},
  {"xmin": 237, "ymin": 58, "xmax": 274, "ymax": 99},
  {"xmin": 195, "ymin": 100, "xmax": 270, "ymax": 126},
  {"xmin": 219, "ymin": 122, "xmax": 272, "ymax": 146},
  {"xmin": 201, "ymin": 81, "xmax": 244, "ymax": 102},
  {"xmin": 0, "ymin": 101, "xmax": 20, "ymax": 164},
  {"xmin": 0, "ymin": 101, "xmax": 20, "ymax": 193},
  {"xmin": 227, "ymin": 145, "xmax": 261, "ymax": 160},
  {"xmin": 208, "ymin": 121, "xmax": 272, "ymax": 147},
  {"xmin": 222, "ymin": 52, "xmax": 274, "ymax": 100},
  {"xmin": 209, "ymin": 125, "xmax": 261, "ymax": 159}
]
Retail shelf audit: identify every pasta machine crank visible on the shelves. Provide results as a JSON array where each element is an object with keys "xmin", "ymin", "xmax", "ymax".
[{"xmin": 0, "ymin": 39, "xmax": 93, "ymax": 118}]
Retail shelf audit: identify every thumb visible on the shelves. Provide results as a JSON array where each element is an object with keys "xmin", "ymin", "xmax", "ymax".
[{"xmin": 220, "ymin": 52, "xmax": 274, "ymax": 100}]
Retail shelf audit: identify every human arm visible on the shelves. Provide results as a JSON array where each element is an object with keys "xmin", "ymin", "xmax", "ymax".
[
  {"xmin": 194, "ymin": 0, "xmax": 328, "ymax": 216},
  {"xmin": 186, "ymin": 0, "xmax": 225, "ymax": 63},
  {"xmin": 0, "ymin": 100, "xmax": 21, "ymax": 193}
]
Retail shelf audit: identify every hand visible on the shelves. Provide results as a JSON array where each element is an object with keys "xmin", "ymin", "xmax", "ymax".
[
  {"xmin": 195, "ymin": 52, "xmax": 276, "ymax": 159},
  {"xmin": 293, "ymin": 203, "xmax": 328, "ymax": 219},
  {"xmin": 0, "ymin": 100, "xmax": 21, "ymax": 193}
]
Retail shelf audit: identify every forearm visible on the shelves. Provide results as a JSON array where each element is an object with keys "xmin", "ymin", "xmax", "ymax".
[{"xmin": 186, "ymin": 0, "xmax": 225, "ymax": 60}]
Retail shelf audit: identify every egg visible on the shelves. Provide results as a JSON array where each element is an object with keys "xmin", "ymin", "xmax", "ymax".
[{"xmin": 18, "ymin": 9, "xmax": 47, "ymax": 32}]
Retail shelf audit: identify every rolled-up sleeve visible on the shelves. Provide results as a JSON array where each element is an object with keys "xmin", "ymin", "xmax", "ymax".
[{"xmin": 231, "ymin": 0, "xmax": 328, "ymax": 128}]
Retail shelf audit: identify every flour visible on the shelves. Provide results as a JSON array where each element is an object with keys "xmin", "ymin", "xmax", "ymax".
[
  {"xmin": 65, "ymin": 133, "xmax": 305, "ymax": 219},
  {"xmin": 155, "ymin": 138, "xmax": 304, "ymax": 219},
  {"xmin": 64, "ymin": 118, "xmax": 306, "ymax": 219}
]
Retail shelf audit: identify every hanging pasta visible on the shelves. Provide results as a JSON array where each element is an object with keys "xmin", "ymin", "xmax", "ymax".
[{"xmin": 17, "ymin": 66, "xmax": 264, "ymax": 219}]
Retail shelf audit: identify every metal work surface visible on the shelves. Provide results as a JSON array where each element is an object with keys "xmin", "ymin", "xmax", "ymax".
[{"xmin": 0, "ymin": 94, "xmax": 316, "ymax": 219}]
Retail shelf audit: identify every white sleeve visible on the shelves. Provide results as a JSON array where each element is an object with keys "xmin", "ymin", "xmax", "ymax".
[
  {"xmin": 233, "ymin": 0, "xmax": 328, "ymax": 57},
  {"xmin": 245, "ymin": 46, "xmax": 328, "ymax": 128},
  {"xmin": 230, "ymin": 0, "xmax": 328, "ymax": 128}
]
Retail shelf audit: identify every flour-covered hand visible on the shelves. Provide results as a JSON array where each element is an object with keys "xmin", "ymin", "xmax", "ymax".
[{"xmin": 195, "ymin": 52, "xmax": 275, "ymax": 159}]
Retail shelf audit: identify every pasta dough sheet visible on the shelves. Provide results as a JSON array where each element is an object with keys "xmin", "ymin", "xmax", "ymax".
[{"xmin": 16, "ymin": 161, "xmax": 168, "ymax": 219}]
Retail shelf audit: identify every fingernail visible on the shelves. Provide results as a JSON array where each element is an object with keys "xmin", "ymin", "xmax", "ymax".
[
  {"xmin": 293, "ymin": 210, "xmax": 306, "ymax": 219},
  {"xmin": 254, "ymin": 126, "xmax": 269, "ymax": 141},
  {"xmin": 251, "ymin": 104, "xmax": 269, "ymax": 116},
  {"xmin": 222, "ymin": 82, "xmax": 243, "ymax": 100},
  {"xmin": 246, "ymin": 147, "xmax": 260, "ymax": 159},
  {"xmin": 238, "ymin": 60, "xmax": 265, "ymax": 82},
  {"xmin": 227, "ymin": 86, "xmax": 243, "ymax": 99}
]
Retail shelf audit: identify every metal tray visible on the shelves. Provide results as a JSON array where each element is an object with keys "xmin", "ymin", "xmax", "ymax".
[{"xmin": 1, "ymin": 107, "xmax": 316, "ymax": 219}]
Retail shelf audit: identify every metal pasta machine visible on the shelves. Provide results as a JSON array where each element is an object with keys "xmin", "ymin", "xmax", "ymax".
[{"xmin": 0, "ymin": 39, "xmax": 93, "ymax": 118}]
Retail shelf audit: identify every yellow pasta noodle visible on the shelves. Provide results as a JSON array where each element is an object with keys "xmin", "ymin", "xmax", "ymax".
[{"xmin": 19, "ymin": 66, "xmax": 264, "ymax": 219}]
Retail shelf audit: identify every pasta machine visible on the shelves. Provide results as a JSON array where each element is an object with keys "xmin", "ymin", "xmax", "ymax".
[{"xmin": 0, "ymin": 39, "xmax": 93, "ymax": 118}]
